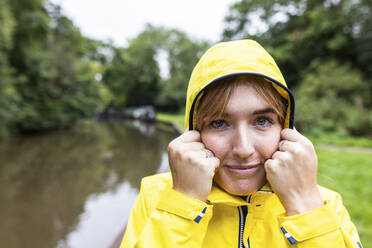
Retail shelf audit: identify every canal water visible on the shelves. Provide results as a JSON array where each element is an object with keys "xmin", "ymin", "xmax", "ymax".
[{"xmin": 0, "ymin": 120, "xmax": 178, "ymax": 248}]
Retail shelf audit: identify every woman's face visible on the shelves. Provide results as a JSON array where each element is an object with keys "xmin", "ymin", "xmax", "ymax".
[{"xmin": 200, "ymin": 83, "xmax": 282, "ymax": 195}]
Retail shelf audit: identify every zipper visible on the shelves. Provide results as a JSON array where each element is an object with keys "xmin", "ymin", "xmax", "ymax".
[
  {"xmin": 238, "ymin": 195, "xmax": 251, "ymax": 248},
  {"xmin": 237, "ymin": 205, "xmax": 248, "ymax": 248}
]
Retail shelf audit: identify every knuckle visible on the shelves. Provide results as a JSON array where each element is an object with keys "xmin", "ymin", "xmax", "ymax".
[
  {"xmin": 168, "ymin": 138, "xmax": 176, "ymax": 149},
  {"xmin": 168, "ymin": 137, "xmax": 182, "ymax": 151},
  {"xmin": 167, "ymin": 142, "xmax": 176, "ymax": 154},
  {"xmin": 305, "ymin": 139, "xmax": 315, "ymax": 150},
  {"xmin": 169, "ymin": 143, "xmax": 182, "ymax": 156},
  {"xmin": 301, "ymin": 135, "xmax": 311, "ymax": 145},
  {"xmin": 210, "ymin": 158, "xmax": 220, "ymax": 168},
  {"xmin": 295, "ymin": 145, "xmax": 308, "ymax": 156},
  {"xmin": 281, "ymin": 128, "xmax": 291, "ymax": 136},
  {"xmin": 189, "ymin": 130, "xmax": 200, "ymax": 139},
  {"xmin": 264, "ymin": 164, "xmax": 275, "ymax": 173},
  {"xmin": 264, "ymin": 159, "xmax": 273, "ymax": 169},
  {"xmin": 199, "ymin": 163, "xmax": 210, "ymax": 174},
  {"xmin": 197, "ymin": 142, "xmax": 205, "ymax": 150},
  {"xmin": 275, "ymin": 151, "xmax": 287, "ymax": 161},
  {"xmin": 283, "ymin": 151, "xmax": 293, "ymax": 161},
  {"xmin": 184, "ymin": 152, "xmax": 195, "ymax": 163},
  {"xmin": 288, "ymin": 145, "xmax": 299, "ymax": 154}
]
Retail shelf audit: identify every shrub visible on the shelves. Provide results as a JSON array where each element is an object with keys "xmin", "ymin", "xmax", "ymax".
[{"xmin": 295, "ymin": 60, "xmax": 371, "ymax": 136}]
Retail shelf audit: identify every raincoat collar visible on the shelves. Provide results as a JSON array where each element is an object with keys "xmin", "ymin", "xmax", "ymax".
[{"xmin": 208, "ymin": 182, "xmax": 274, "ymax": 207}]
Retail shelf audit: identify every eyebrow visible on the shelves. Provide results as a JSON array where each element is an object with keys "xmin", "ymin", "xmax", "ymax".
[
  {"xmin": 252, "ymin": 107, "xmax": 276, "ymax": 115},
  {"xmin": 221, "ymin": 107, "xmax": 276, "ymax": 118}
]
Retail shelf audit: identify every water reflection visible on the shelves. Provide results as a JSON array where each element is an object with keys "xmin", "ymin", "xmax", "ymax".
[{"xmin": 0, "ymin": 120, "xmax": 177, "ymax": 248}]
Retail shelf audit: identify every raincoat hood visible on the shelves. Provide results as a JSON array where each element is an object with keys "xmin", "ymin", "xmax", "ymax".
[{"xmin": 184, "ymin": 39, "xmax": 295, "ymax": 130}]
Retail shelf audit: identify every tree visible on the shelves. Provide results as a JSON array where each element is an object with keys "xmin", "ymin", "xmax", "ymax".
[
  {"xmin": 295, "ymin": 60, "xmax": 371, "ymax": 136},
  {"xmin": 222, "ymin": 0, "xmax": 372, "ymax": 136},
  {"xmin": 0, "ymin": 0, "xmax": 18, "ymax": 136},
  {"xmin": 5, "ymin": 1, "xmax": 110, "ymax": 133},
  {"xmin": 103, "ymin": 26, "xmax": 161, "ymax": 107},
  {"xmin": 156, "ymin": 29, "xmax": 209, "ymax": 112},
  {"xmin": 103, "ymin": 25, "xmax": 208, "ymax": 111},
  {"xmin": 223, "ymin": 0, "xmax": 371, "ymax": 89}
]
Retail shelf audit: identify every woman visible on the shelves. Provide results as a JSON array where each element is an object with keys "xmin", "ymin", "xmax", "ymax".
[{"xmin": 121, "ymin": 40, "xmax": 362, "ymax": 247}]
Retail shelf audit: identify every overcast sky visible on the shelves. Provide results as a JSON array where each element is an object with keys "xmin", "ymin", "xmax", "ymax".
[{"xmin": 50, "ymin": 0, "xmax": 237, "ymax": 46}]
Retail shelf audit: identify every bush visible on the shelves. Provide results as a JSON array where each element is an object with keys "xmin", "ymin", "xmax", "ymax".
[{"xmin": 295, "ymin": 60, "xmax": 372, "ymax": 136}]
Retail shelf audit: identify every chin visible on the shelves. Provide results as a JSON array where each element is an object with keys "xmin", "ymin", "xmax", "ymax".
[{"xmin": 214, "ymin": 172, "xmax": 267, "ymax": 196}]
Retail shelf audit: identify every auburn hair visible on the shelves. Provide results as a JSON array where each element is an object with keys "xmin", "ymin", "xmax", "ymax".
[{"xmin": 195, "ymin": 75, "xmax": 287, "ymax": 130}]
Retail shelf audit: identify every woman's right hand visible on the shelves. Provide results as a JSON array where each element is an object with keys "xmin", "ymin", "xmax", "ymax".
[{"xmin": 168, "ymin": 130, "xmax": 220, "ymax": 202}]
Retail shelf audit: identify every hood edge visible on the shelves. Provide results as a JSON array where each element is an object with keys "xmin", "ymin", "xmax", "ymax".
[{"xmin": 187, "ymin": 72, "xmax": 295, "ymax": 131}]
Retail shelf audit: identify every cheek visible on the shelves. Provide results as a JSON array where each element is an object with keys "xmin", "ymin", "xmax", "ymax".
[
  {"xmin": 201, "ymin": 131, "xmax": 229, "ymax": 159},
  {"xmin": 256, "ymin": 130, "xmax": 281, "ymax": 159}
]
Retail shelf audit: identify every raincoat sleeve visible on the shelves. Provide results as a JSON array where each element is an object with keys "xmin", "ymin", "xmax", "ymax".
[
  {"xmin": 120, "ymin": 176, "xmax": 214, "ymax": 248},
  {"xmin": 277, "ymin": 190, "xmax": 363, "ymax": 248}
]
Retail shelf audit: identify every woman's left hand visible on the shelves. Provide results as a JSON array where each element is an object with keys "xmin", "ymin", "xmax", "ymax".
[{"xmin": 264, "ymin": 128, "xmax": 324, "ymax": 216}]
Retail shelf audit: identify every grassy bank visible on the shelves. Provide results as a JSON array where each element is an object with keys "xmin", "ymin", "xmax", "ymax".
[
  {"xmin": 317, "ymin": 149, "xmax": 371, "ymax": 246},
  {"xmin": 157, "ymin": 112, "xmax": 184, "ymax": 128},
  {"xmin": 309, "ymin": 135, "xmax": 372, "ymax": 148}
]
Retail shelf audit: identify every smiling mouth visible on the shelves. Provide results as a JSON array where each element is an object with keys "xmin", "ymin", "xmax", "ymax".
[{"xmin": 224, "ymin": 164, "xmax": 260, "ymax": 176}]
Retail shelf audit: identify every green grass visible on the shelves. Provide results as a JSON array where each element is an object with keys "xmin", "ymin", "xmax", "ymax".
[
  {"xmin": 309, "ymin": 135, "xmax": 372, "ymax": 148},
  {"xmin": 317, "ymin": 148, "xmax": 372, "ymax": 247},
  {"xmin": 156, "ymin": 112, "xmax": 184, "ymax": 127}
]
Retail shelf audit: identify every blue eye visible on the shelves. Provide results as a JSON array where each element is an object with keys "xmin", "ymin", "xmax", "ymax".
[
  {"xmin": 255, "ymin": 117, "xmax": 273, "ymax": 128},
  {"xmin": 210, "ymin": 120, "xmax": 228, "ymax": 129}
]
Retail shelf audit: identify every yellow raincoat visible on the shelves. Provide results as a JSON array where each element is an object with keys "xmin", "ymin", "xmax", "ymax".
[{"xmin": 120, "ymin": 40, "xmax": 363, "ymax": 248}]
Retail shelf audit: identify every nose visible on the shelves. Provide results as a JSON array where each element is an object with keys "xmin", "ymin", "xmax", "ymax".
[{"xmin": 232, "ymin": 124, "xmax": 255, "ymax": 159}]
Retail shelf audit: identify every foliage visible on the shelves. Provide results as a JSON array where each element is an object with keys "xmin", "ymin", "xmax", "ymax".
[
  {"xmin": 223, "ymin": 0, "xmax": 371, "ymax": 85},
  {"xmin": 1, "ymin": 2, "xmax": 205, "ymax": 135},
  {"xmin": 1, "ymin": 0, "xmax": 111, "ymax": 134},
  {"xmin": 2, "ymin": 0, "xmax": 372, "ymax": 138},
  {"xmin": 103, "ymin": 26, "xmax": 162, "ymax": 107},
  {"xmin": 103, "ymin": 25, "xmax": 208, "ymax": 111},
  {"xmin": 0, "ymin": 0, "xmax": 18, "ymax": 136},
  {"xmin": 155, "ymin": 30, "xmax": 209, "ymax": 111},
  {"xmin": 295, "ymin": 60, "xmax": 371, "ymax": 136},
  {"xmin": 223, "ymin": 0, "xmax": 372, "ymax": 137}
]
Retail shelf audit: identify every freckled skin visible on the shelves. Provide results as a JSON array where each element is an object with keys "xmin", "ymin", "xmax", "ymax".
[{"xmin": 200, "ymin": 84, "xmax": 282, "ymax": 195}]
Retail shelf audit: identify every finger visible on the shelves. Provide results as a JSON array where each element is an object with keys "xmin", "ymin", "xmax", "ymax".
[
  {"xmin": 197, "ymin": 156, "xmax": 221, "ymax": 178},
  {"xmin": 264, "ymin": 159, "xmax": 280, "ymax": 174},
  {"xmin": 281, "ymin": 128, "xmax": 310, "ymax": 144},
  {"xmin": 191, "ymin": 149, "xmax": 207, "ymax": 158},
  {"xmin": 174, "ymin": 130, "xmax": 201, "ymax": 144},
  {"xmin": 180, "ymin": 142, "xmax": 205, "ymax": 151},
  {"xmin": 281, "ymin": 129, "xmax": 314, "ymax": 149},
  {"xmin": 281, "ymin": 128, "xmax": 300, "ymax": 142},
  {"xmin": 188, "ymin": 149, "xmax": 213, "ymax": 159},
  {"xmin": 204, "ymin": 149, "xmax": 214, "ymax": 158},
  {"xmin": 183, "ymin": 150, "xmax": 208, "ymax": 163},
  {"xmin": 279, "ymin": 140, "xmax": 297, "ymax": 152},
  {"xmin": 204, "ymin": 157, "xmax": 220, "ymax": 170},
  {"xmin": 271, "ymin": 151, "xmax": 291, "ymax": 161}
]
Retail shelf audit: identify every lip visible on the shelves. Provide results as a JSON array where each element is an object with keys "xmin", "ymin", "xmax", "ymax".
[{"xmin": 224, "ymin": 163, "xmax": 261, "ymax": 176}]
